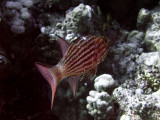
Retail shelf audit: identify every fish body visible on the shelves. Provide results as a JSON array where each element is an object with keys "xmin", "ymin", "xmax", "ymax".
[{"xmin": 35, "ymin": 36, "xmax": 110, "ymax": 109}]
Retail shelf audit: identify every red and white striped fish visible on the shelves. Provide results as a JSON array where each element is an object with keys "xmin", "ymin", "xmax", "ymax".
[{"xmin": 35, "ymin": 35, "xmax": 110, "ymax": 109}]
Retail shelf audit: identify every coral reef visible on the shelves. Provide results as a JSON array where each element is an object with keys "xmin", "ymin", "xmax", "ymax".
[
  {"xmin": 113, "ymin": 86, "xmax": 160, "ymax": 120},
  {"xmin": 0, "ymin": 0, "xmax": 160, "ymax": 120},
  {"xmin": 41, "ymin": 3, "xmax": 103, "ymax": 42},
  {"xmin": 136, "ymin": 52, "xmax": 160, "ymax": 93},
  {"xmin": 110, "ymin": 30, "xmax": 145, "ymax": 82},
  {"xmin": 137, "ymin": 8, "xmax": 151, "ymax": 30},
  {"xmin": 136, "ymin": 7, "xmax": 160, "ymax": 53},
  {"xmin": 111, "ymin": 7, "xmax": 160, "ymax": 119},
  {"xmin": 144, "ymin": 8, "xmax": 160, "ymax": 52}
]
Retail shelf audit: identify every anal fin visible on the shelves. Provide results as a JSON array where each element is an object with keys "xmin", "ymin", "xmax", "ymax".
[{"xmin": 67, "ymin": 76, "xmax": 79, "ymax": 97}]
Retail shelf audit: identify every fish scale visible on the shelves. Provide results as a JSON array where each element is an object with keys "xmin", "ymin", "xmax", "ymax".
[{"xmin": 35, "ymin": 35, "xmax": 110, "ymax": 109}]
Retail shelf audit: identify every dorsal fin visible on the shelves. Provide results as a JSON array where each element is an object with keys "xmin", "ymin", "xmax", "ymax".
[
  {"xmin": 55, "ymin": 35, "xmax": 70, "ymax": 56},
  {"xmin": 67, "ymin": 76, "xmax": 79, "ymax": 97},
  {"xmin": 34, "ymin": 62, "xmax": 58, "ymax": 109}
]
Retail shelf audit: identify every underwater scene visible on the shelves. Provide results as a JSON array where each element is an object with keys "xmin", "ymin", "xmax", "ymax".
[{"xmin": 0, "ymin": 0, "xmax": 160, "ymax": 120}]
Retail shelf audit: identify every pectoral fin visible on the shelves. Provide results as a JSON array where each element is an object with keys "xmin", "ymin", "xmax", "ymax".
[{"xmin": 67, "ymin": 76, "xmax": 79, "ymax": 97}]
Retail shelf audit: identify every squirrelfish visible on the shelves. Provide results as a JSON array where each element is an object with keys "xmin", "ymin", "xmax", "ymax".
[{"xmin": 35, "ymin": 35, "xmax": 110, "ymax": 109}]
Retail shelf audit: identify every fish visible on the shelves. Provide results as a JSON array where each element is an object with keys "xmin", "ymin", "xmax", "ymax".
[{"xmin": 35, "ymin": 35, "xmax": 110, "ymax": 109}]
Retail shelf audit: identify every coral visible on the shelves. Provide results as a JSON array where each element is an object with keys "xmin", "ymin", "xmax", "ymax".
[
  {"xmin": 136, "ymin": 52, "xmax": 160, "ymax": 93},
  {"xmin": 86, "ymin": 74, "xmax": 115, "ymax": 120},
  {"xmin": 112, "ymin": 51, "xmax": 160, "ymax": 120},
  {"xmin": 21, "ymin": 8, "xmax": 31, "ymax": 20},
  {"xmin": 86, "ymin": 90, "xmax": 113, "ymax": 120},
  {"xmin": 110, "ymin": 30, "xmax": 145, "ymax": 82},
  {"xmin": 21, "ymin": 0, "xmax": 33, "ymax": 8},
  {"xmin": 120, "ymin": 111, "xmax": 142, "ymax": 120},
  {"xmin": 137, "ymin": 8, "xmax": 151, "ymax": 30},
  {"xmin": 94, "ymin": 74, "xmax": 117, "ymax": 92},
  {"xmin": 139, "ymin": 7, "xmax": 160, "ymax": 53},
  {"xmin": 110, "ymin": 7, "xmax": 160, "ymax": 118},
  {"xmin": 41, "ymin": 3, "xmax": 103, "ymax": 42},
  {"xmin": 6, "ymin": 1, "xmax": 22, "ymax": 10},
  {"xmin": 39, "ymin": 13, "xmax": 64, "ymax": 38},
  {"xmin": 113, "ymin": 86, "xmax": 160, "ymax": 120},
  {"xmin": 3, "ymin": 0, "xmax": 33, "ymax": 34}
]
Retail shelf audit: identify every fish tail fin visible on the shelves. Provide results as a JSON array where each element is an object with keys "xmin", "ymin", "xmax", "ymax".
[{"xmin": 34, "ymin": 62, "xmax": 59, "ymax": 109}]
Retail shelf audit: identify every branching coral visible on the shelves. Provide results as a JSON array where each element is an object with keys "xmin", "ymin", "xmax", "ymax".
[
  {"xmin": 86, "ymin": 74, "xmax": 116, "ymax": 120},
  {"xmin": 86, "ymin": 91, "xmax": 113, "ymax": 120}
]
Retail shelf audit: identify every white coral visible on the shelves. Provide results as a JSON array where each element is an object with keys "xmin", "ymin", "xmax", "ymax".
[
  {"xmin": 86, "ymin": 90, "xmax": 113, "ymax": 120},
  {"xmin": 94, "ymin": 74, "xmax": 117, "ymax": 92}
]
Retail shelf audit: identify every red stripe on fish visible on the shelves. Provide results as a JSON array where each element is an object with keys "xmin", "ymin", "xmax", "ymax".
[{"xmin": 63, "ymin": 37, "xmax": 95, "ymax": 74}]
